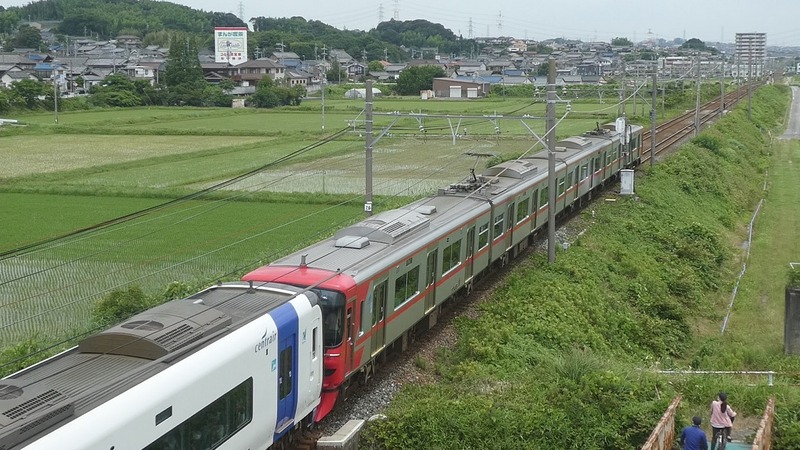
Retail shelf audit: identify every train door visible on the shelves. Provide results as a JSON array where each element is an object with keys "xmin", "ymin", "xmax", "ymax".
[
  {"xmin": 346, "ymin": 304, "xmax": 355, "ymax": 372},
  {"xmin": 505, "ymin": 203, "xmax": 514, "ymax": 252},
  {"xmin": 370, "ymin": 280, "xmax": 387, "ymax": 356},
  {"xmin": 275, "ymin": 335, "xmax": 296, "ymax": 434},
  {"xmin": 465, "ymin": 227, "xmax": 475, "ymax": 281},
  {"xmin": 592, "ymin": 154, "xmax": 602, "ymax": 188},
  {"xmin": 425, "ymin": 249, "xmax": 437, "ymax": 312}
]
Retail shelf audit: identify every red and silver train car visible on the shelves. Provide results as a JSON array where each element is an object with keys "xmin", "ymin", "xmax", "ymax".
[{"xmin": 243, "ymin": 122, "xmax": 644, "ymax": 422}]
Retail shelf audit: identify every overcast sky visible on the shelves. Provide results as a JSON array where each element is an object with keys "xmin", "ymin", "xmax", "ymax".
[{"xmin": 6, "ymin": 0, "xmax": 800, "ymax": 47}]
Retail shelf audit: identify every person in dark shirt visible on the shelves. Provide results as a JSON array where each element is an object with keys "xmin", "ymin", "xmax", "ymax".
[{"xmin": 680, "ymin": 416, "xmax": 709, "ymax": 450}]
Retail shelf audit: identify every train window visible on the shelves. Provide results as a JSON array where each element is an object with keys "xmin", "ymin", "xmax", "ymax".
[
  {"xmin": 478, "ymin": 223, "xmax": 489, "ymax": 249},
  {"xmin": 593, "ymin": 157, "xmax": 601, "ymax": 172},
  {"xmin": 393, "ymin": 266, "xmax": 420, "ymax": 309},
  {"xmin": 426, "ymin": 251, "xmax": 437, "ymax": 287},
  {"xmin": 279, "ymin": 347, "xmax": 293, "ymax": 400},
  {"xmin": 493, "ymin": 213, "xmax": 504, "ymax": 239},
  {"xmin": 312, "ymin": 327, "xmax": 318, "ymax": 360},
  {"xmin": 557, "ymin": 177, "xmax": 565, "ymax": 196},
  {"xmin": 506, "ymin": 204, "xmax": 514, "ymax": 231},
  {"xmin": 466, "ymin": 227, "xmax": 475, "ymax": 259},
  {"xmin": 155, "ymin": 407, "xmax": 172, "ymax": 426},
  {"xmin": 144, "ymin": 378, "xmax": 253, "ymax": 450},
  {"xmin": 539, "ymin": 187, "xmax": 548, "ymax": 207},
  {"xmin": 516, "ymin": 197, "xmax": 529, "ymax": 223},
  {"xmin": 532, "ymin": 189, "xmax": 538, "ymax": 210},
  {"xmin": 580, "ymin": 164, "xmax": 589, "ymax": 180},
  {"xmin": 567, "ymin": 172, "xmax": 573, "ymax": 189},
  {"xmin": 359, "ymin": 300, "xmax": 367, "ymax": 335},
  {"xmin": 372, "ymin": 281, "xmax": 388, "ymax": 327},
  {"xmin": 442, "ymin": 240, "xmax": 461, "ymax": 274}
]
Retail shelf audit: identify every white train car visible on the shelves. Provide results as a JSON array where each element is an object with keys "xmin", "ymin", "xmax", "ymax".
[{"xmin": 0, "ymin": 283, "xmax": 322, "ymax": 450}]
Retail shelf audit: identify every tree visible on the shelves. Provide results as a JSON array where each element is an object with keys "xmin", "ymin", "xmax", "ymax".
[
  {"xmin": 0, "ymin": 89, "xmax": 13, "ymax": 113},
  {"xmin": 164, "ymin": 34, "xmax": 206, "ymax": 106},
  {"xmin": 89, "ymin": 73, "xmax": 144, "ymax": 107},
  {"xmin": 9, "ymin": 79, "xmax": 47, "ymax": 109},
  {"xmin": 201, "ymin": 84, "xmax": 233, "ymax": 107},
  {"xmin": 251, "ymin": 76, "xmax": 280, "ymax": 108},
  {"xmin": 13, "ymin": 25, "xmax": 42, "ymax": 50},
  {"xmin": 91, "ymin": 286, "xmax": 152, "ymax": 327},
  {"xmin": 396, "ymin": 65, "xmax": 444, "ymax": 95},
  {"xmin": 536, "ymin": 63, "xmax": 549, "ymax": 77},
  {"xmin": 680, "ymin": 38, "xmax": 719, "ymax": 54},
  {"xmin": 611, "ymin": 37, "xmax": 633, "ymax": 47},
  {"xmin": 326, "ymin": 62, "xmax": 347, "ymax": 83},
  {"xmin": 368, "ymin": 60, "xmax": 384, "ymax": 72},
  {"xmin": 0, "ymin": 10, "xmax": 19, "ymax": 36},
  {"xmin": 250, "ymin": 76, "xmax": 304, "ymax": 108}
]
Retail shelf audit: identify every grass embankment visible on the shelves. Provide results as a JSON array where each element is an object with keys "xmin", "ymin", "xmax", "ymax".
[{"xmin": 361, "ymin": 85, "xmax": 800, "ymax": 449}]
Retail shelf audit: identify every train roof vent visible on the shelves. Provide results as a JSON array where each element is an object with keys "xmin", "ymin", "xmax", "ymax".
[
  {"xmin": 0, "ymin": 381, "xmax": 74, "ymax": 449},
  {"xmin": 558, "ymin": 136, "xmax": 592, "ymax": 149},
  {"xmin": 335, "ymin": 236, "xmax": 370, "ymax": 249},
  {"xmin": 482, "ymin": 160, "xmax": 538, "ymax": 179},
  {"xmin": 78, "ymin": 302, "xmax": 232, "ymax": 360},
  {"xmin": 334, "ymin": 209, "xmax": 430, "ymax": 244},
  {"xmin": 412, "ymin": 205, "xmax": 437, "ymax": 215}
]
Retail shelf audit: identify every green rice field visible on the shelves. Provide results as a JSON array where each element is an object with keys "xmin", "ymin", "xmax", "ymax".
[{"xmin": 0, "ymin": 96, "xmax": 622, "ymax": 348}]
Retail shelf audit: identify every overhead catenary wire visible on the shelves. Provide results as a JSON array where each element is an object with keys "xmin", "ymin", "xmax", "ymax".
[
  {"xmin": 0, "ymin": 129, "xmax": 487, "ymax": 337},
  {"xmin": 0, "ymin": 96, "xmax": 566, "ymax": 382},
  {"xmin": 0, "ymin": 129, "xmax": 502, "ymax": 379}
]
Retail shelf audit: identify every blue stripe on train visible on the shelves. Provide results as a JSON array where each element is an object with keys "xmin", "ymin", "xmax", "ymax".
[{"xmin": 270, "ymin": 301, "xmax": 299, "ymax": 440}]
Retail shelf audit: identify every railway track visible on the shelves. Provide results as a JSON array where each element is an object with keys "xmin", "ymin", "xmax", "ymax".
[
  {"xmin": 293, "ymin": 83, "xmax": 756, "ymax": 450},
  {"xmin": 642, "ymin": 85, "xmax": 752, "ymax": 163}
]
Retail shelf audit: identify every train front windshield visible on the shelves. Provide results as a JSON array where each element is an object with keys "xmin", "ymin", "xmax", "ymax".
[{"xmin": 314, "ymin": 289, "xmax": 346, "ymax": 348}]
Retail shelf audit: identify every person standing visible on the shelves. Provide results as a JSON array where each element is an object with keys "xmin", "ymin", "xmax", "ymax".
[
  {"xmin": 680, "ymin": 416, "xmax": 709, "ymax": 450},
  {"xmin": 710, "ymin": 392, "xmax": 737, "ymax": 450}
]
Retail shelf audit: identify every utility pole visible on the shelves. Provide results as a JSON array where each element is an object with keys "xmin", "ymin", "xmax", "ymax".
[
  {"xmin": 694, "ymin": 55, "xmax": 701, "ymax": 136},
  {"xmin": 619, "ymin": 70, "xmax": 626, "ymax": 116},
  {"xmin": 53, "ymin": 78, "xmax": 58, "ymax": 125},
  {"xmin": 321, "ymin": 70, "xmax": 326, "ymax": 130},
  {"xmin": 365, "ymin": 80, "xmax": 374, "ymax": 217},
  {"xmin": 321, "ymin": 46, "xmax": 327, "ymax": 130},
  {"xmin": 720, "ymin": 54, "xmax": 725, "ymax": 118},
  {"xmin": 546, "ymin": 57, "xmax": 556, "ymax": 264},
  {"xmin": 747, "ymin": 43, "xmax": 753, "ymax": 120},
  {"xmin": 650, "ymin": 70, "xmax": 657, "ymax": 167}
]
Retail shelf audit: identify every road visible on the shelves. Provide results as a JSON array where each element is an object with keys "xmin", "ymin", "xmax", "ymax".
[{"xmin": 780, "ymin": 86, "xmax": 800, "ymax": 139}]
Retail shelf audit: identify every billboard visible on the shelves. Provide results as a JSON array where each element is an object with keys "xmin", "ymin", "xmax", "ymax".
[{"xmin": 214, "ymin": 27, "xmax": 248, "ymax": 65}]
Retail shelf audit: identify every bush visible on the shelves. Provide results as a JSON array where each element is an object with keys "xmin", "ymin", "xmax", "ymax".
[
  {"xmin": 789, "ymin": 267, "xmax": 800, "ymax": 289},
  {"xmin": 91, "ymin": 285, "xmax": 153, "ymax": 326}
]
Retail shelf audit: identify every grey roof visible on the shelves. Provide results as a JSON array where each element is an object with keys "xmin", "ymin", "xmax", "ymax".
[
  {"xmin": 237, "ymin": 58, "xmax": 284, "ymax": 69},
  {"xmin": 384, "ymin": 64, "xmax": 406, "ymax": 72},
  {"xmin": 286, "ymin": 69, "xmax": 312, "ymax": 79},
  {"xmin": 85, "ymin": 58, "xmax": 127, "ymax": 68},
  {"xmin": 4, "ymin": 70, "xmax": 37, "ymax": 80},
  {"xmin": 329, "ymin": 49, "xmax": 353, "ymax": 62},
  {"xmin": 0, "ymin": 54, "xmax": 27, "ymax": 64},
  {"xmin": 272, "ymin": 51, "xmax": 300, "ymax": 60}
]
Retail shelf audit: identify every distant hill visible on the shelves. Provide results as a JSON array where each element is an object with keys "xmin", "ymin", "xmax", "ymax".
[
  {"xmin": 1, "ymin": 0, "xmax": 245, "ymax": 37},
  {"xmin": 0, "ymin": 0, "xmax": 474, "ymax": 62}
]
